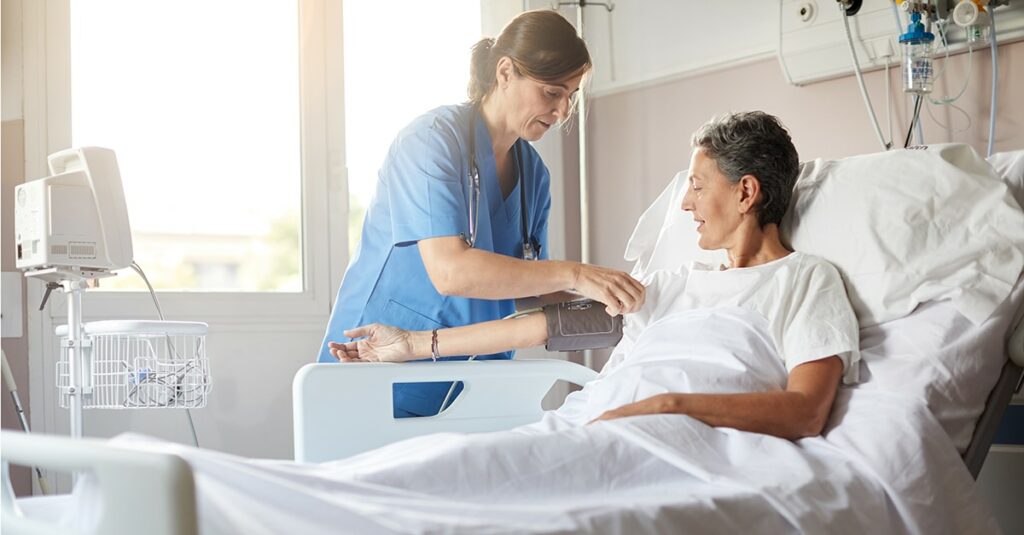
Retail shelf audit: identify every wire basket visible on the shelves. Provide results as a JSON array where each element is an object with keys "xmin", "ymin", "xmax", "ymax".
[{"xmin": 56, "ymin": 320, "xmax": 211, "ymax": 409}]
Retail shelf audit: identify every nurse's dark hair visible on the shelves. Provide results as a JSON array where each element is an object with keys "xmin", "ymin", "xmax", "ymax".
[
  {"xmin": 468, "ymin": 10, "xmax": 591, "ymax": 111},
  {"xmin": 691, "ymin": 111, "xmax": 800, "ymax": 228}
]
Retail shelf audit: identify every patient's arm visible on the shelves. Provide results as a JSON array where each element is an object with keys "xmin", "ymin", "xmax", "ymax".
[
  {"xmin": 329, "ymin": 313, "xmax": 548, "ymax": 363},
  {"xmin": 591, "ymin": 356, "xmax": 843, "ymax": 440}
]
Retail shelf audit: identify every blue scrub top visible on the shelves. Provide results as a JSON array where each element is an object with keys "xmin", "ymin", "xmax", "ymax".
[{"xmin": 318, "ymin": 103, "xmax": 552, "ymax": 417}]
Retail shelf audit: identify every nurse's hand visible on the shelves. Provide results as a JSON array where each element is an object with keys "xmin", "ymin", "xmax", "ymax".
[
  {"xmin": 572, "ymin": 265, "xmax": 646, "ymax": 316},
  {"xmin": 328, "ymin": 324, "xmax": 415, "ymax": 363}
]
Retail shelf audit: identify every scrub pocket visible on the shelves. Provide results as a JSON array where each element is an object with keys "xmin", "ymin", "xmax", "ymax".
[
  {"xmin": 382, "ymin": 299, "xmax": 445, "ymax": 331},
  {"xmin": 381, "ymin": 299, "xmax": 463, "ymax": 418}
]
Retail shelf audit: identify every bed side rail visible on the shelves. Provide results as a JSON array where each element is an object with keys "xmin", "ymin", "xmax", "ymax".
[
  {"xmin": 963, "ymin": 359, "xmax": 1023, "ymax": 479},
  {"xmin": 963, "ymin": 309, "xmax": 1024, "ymax": 479},
  {"xmin": 1, "ymin": 431, "xmax": 197, "ymax": 535},
  {"xmin": 293, "ymin": 359, "xmax": 598, "ymax": 463}
]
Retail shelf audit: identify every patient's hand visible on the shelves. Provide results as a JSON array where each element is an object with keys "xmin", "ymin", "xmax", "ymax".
[
  {"xmin": 329, "ymin": 324, "xmax": 414, "ymax": 363},
  {"xmin": 588, "ymin": 395, "xmax": 671, "ymax": 424}
]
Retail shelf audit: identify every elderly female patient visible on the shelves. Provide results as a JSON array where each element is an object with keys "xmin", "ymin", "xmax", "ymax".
[{"xmin": 331, "ymin": 111, "xmax": 860, "ymax": 440}]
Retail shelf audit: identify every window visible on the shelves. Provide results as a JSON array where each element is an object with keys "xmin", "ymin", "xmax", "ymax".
[
  {"xmin": 68, "ymin": 0, "xmax": 302, "ymax": 292},
  {"xmin": 27, "ymin": 0, "xmax": 339, "ymax": 319},
  {"xmin": 343, "ymin": 0, "xmax": 481, "ymax": 256}
]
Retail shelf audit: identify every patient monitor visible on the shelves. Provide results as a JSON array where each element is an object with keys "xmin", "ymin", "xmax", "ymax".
[{"xmin": 15, "ymin": 147, "xmax": 133, "ymax": 281}]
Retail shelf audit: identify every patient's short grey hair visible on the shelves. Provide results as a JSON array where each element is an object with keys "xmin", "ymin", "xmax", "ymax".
[{"xmin": 691, "ymin": 111, "xmax": 799, "ymax": 227}]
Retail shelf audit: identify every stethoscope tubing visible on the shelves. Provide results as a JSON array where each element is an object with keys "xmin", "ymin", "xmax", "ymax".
[{"xmin": 465, "ymin": 107, "xmax": 538, "ymax": 261}]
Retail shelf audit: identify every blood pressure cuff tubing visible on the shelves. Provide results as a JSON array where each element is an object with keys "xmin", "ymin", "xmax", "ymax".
[{"xmin": 543, "ymin": 300, "xmax": 623, "ymax": 352}]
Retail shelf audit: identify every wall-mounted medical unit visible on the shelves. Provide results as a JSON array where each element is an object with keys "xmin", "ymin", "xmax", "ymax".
[{"xmin": 779, "ymin": 0, "xmax": 1024, "ymax": 86}]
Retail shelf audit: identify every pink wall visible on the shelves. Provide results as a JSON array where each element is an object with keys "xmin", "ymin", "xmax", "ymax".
[
  {"xmin": 2, "ymin": 118, "xmax": 31, "ymax": 496},
  {"xmin": 583, "ymin": 41, "xmax": 1024, "ymax": 274}
]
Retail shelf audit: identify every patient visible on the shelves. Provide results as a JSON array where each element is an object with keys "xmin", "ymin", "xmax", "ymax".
[{"xmin": 330, "ymin": 111, "xmax": 860, "ymax": 440}]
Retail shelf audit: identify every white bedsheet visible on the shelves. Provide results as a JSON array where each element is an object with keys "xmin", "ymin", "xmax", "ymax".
[
  {"xmin": 56, "ymin": 389, "xmax": 994, "ymax": 535},
  {"xmin": 50, "ymin": 304, "xmax": 1001, "ymax": 534}
]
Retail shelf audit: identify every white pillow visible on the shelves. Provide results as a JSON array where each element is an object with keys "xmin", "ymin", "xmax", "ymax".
[
  {"xmin": 855, "ymin": 273, "xmax": 1024, "ymax": 453},
  {"xmin": 781, "ymin": 144, "xmax": 1024, "ymax": 327},
  {"xmin": 987, "ymin": 149, "xmax": 1024, "ymax": 209},
  {"xmin": 625, "ymin": 144, "xmax": 1024, "ymax": 328}
]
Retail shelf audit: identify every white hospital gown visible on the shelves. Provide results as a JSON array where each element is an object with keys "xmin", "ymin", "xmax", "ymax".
[{"xmin": 538, "ymin": 252, "xmax": 861, "ymax": 428}]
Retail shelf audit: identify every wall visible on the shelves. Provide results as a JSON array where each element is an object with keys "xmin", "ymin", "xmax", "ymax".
[
  {"xmin": 2, "ymin": 121, "xmax": 31, "ymax": 497},
  {"xmin": 1, "ymin": 0, "xmax": 32, "ymax": 497}
]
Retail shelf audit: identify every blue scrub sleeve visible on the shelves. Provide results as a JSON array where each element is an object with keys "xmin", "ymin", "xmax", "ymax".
[{"xmin": 387, "ymin": 126, "xmax": 468, "ymax": 247}]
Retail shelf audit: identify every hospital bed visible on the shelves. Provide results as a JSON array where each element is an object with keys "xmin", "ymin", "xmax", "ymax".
[{"xmin": 3, "ymin": 144, "xmax": 1023, "ymax": 534}]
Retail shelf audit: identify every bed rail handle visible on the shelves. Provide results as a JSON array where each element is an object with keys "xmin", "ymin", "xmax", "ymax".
[
  {"xmin": 1, "ymin": 431, "xmax": 197, "ymax": 535},
  {"xmin": 293, "ymin": 359, "xmax": 598, "ymax": 463}
]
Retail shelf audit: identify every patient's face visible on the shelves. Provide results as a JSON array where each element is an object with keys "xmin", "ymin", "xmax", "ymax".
[{"xmin": 681, "ymin": 149, "xmax": 743, "ymax": 250}]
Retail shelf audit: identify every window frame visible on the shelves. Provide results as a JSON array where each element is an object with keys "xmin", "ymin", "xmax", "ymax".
[{"xmin": 22, "ymin": 0, "xmax": 348, "ymax": 323}]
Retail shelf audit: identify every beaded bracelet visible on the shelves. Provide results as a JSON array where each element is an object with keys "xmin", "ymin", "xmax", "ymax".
[{"xmin": 430, "ymin": 329, "xmax": 440, "ymax": 362}]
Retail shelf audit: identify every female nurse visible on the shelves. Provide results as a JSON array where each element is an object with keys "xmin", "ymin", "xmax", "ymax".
[{"xmin": 318, "ymin": 10, "xmax": 645, "ymax": 417}]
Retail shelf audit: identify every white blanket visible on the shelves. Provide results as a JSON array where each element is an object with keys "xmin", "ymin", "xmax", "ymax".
[
  {"xmin": 61, "ymin": 307, "xmax": 999, "ymax": 534},
  {"xmin": 542, "ymin": 307, "xmax": 789, "ymax": 428}
]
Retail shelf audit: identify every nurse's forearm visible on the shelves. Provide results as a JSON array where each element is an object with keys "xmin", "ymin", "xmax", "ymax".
[
  {"xmin": 437, "ymin": 248, "xmax": 577, "ymax": 299},
  {"xmin": 419, "ymin": 236, "xmax": 645, "ymax": 315},
  {"xmin": 408, "ymin": 313, "xmax": 547, "ymax": 358}
]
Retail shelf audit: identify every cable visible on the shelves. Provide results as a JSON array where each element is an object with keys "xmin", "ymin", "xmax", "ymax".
[
  {"xmin": 840, "ymin": 2, "xmax": 891, "ymax": 151},
  {"xmin": 131, "ymin": 263, "xmax": 164, "ymax": 318},
  {"xmin": 925, "ymin": 98, "xmax": 972, "ymax": 135},
  {"xmin": 885, "ymin": 59, "xmax": 893, "ymax": 147},
  {"xmin": 607, "ymin": 4, "xmax": 617, "ymax": 82},
  {"xmin": 904, "ymin": 95, "xmax": 917, "ymax": 148},
  {"xmin": 778, "ymin": 0, "xmax": 795, "ymax": 85},
  {"xmin": 504, "ymin": 307, "xmax": 543, "ymax": 320},
  {"xmin": 915, "ymin": 103, "xmax": 924, "ymax": 145},
  {"xmin": 437, "ymin": 354, "xmax": 475, "ymax": 416},
  {"xmin": 890, "ymin": 0, "xmax": 903, "ymax": 33},
  {"xmin": 435, "ymin": 306, "xmax": 545, "ymax": 414},
  {"xmin": 905, "ymin": 94, "xmax": 921, "ymax": 147},
  {"xmin": 130, "ymin": 262, "xmax": 200, "ymax": 448},
  {"xmin": 2, "ymin": 349, "xmax": 51, "ymax": 494},
  {"xmin": 929, "ymin": 43, "xmax": 973, "ymax": 105},
  {"xmin": 928, "ymin": 19, "xmax": 953, "ymax": 90},
  {"xmin": 905, "ymin": 94, "xmax": 923, "ymax": 148},
  {"xmin": 987, "ymin": 7, "xmax": 998, "ymax": 157}
]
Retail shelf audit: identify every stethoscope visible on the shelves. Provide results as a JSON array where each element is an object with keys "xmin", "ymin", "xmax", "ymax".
[
  {"xmin": 463, "ymin": 107, "xmax": 541, "ymax": 261},
  {"xmin": 437, "ymin": 108, "xmax": 542, "ymax": 415}
]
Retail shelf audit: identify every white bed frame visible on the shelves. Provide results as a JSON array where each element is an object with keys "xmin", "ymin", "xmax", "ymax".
[
  {"xmin": 293, "ymin": 358, "xmax": 598, "ymax": 462},
  {"xmin": 0, "ymin": 358, "xmax": 595, "ymax": 535},
  {"xmin": 2, "ymin": 332, "xmax": 1021, "ymax": 534},
  {"xmin": 1, "ymin": 430, "xmax": 198, "ymax": 535}
]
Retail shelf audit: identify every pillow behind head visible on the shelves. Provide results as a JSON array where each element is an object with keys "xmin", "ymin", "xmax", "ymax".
[{"xmin": 781, "ymin": 143, "xmax": 1024, "ymax": 328}]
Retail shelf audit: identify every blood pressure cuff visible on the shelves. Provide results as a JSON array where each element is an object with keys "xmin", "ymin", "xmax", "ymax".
[{"xmin": 543, "ymin": 300, "xmax": 623, "ymax": 352}]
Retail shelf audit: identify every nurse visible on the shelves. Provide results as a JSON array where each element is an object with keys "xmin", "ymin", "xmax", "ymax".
[{"xmin": 319, "ymin": 10, "xmax": 645, "ymax": 417}]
